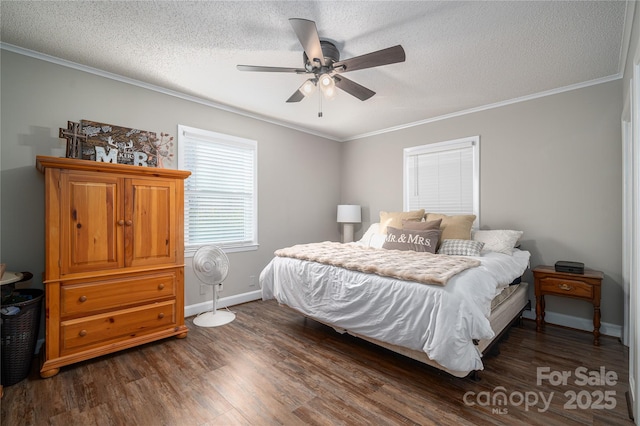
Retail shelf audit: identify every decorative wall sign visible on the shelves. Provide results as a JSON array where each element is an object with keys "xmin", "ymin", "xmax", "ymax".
[
  {"xmin": 56, "ymin": 119, "xmax": 176, "ymax": 168},
  {"xmin": 59, "ymin": 121, "xmax": 87, "ymax": 159},
  {"xmin": 80, "ymin": 120, "xmax": 158, "ymax": 167},
  {"xmin": 148, "ymin": 132, "xmax": 175, "ymax": 168}
]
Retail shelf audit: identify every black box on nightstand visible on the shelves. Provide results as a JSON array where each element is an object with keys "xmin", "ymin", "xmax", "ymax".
[{"xmin": 554, "ymin": 261, "xmax": 585, "ymax": 274}]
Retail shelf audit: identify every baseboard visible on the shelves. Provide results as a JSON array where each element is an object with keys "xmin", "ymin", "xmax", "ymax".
[
  {"xmin": 522, "ymin": 308, "xmax": 622, "ymax": 338},
  {"xmin": 184, "ymin": 289, "xmax": 262, "ymax": 318}
]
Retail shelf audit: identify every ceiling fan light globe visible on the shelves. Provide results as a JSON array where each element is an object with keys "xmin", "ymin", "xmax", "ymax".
[
  {"xmin": 322, "ymin": 85, "xmax": 337, "ymax": 100},
  {"xmin": 318, "ymin": 73, "xmax": 337, "ymax": 99},
  {"xmin": 319, "ymin": 74, "xmax": 334, "ymax": 87},
  {"xmin": 301, "ymin": 79, "xmax": 317, "ymax": 95}
]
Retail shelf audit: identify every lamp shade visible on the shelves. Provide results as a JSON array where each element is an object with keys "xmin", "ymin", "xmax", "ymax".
[{"xmin": 337, "ymin": 205, "xmax": 361, "ymax": 223}]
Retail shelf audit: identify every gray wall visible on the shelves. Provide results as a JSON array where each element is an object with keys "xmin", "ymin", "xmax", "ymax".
[
  {"xmin": 0, "ymin": 50, "xmax": 342, "ymax": 308},
  {"xmin": 340, "ymin": 80, "xmax": 623, "ymax": 328}
]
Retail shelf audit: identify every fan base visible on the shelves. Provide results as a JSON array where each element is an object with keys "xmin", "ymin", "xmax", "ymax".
[{"xmin": 193, "ymin": 310, "xmax": 236, "ymax": 327}]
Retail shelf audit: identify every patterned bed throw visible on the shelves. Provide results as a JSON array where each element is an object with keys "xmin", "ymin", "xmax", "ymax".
[{"xmin": 274, "ymin": 241, "xmax": 480, "ymax": 286}]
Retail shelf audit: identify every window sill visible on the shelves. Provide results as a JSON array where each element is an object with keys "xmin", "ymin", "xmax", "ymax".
[{"xmin": 185, "ymin": 244, "xmax": 259, "ymax": 258}]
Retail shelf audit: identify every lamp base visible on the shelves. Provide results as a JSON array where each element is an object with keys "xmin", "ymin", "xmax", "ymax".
[{"xmin": 342, "ymin": 223, "xmax": 355, "ymax": 243}]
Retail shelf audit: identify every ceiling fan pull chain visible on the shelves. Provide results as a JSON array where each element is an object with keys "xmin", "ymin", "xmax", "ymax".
[{"xmin": 318, "ymin": 92, "xmax": 323, "ymax": 118}]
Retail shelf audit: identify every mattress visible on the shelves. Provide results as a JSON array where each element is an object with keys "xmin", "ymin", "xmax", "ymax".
[{"xmin": 260, "ymin": 248, "xmax": 530, "ymax": 374}]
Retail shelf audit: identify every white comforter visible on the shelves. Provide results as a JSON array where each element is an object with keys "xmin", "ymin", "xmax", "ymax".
[{"xmin": 260, "ymin": 247, "xmax": 530, "ymax": 374}]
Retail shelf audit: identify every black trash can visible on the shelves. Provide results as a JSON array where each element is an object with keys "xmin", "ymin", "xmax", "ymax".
[{"xmin": 1, "ymin": 288, "xmax": 43, "ymax": 386}]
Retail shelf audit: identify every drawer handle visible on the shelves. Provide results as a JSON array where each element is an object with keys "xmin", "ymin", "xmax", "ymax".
[
  {"xmin": 117, "ymin": 220, "xmax": 125, "ymax": 226},
  {"xmin": 78, "ymin": 295, "xmax": 87, "ymax": 303},
  {"xmin": 158, "ymin": 313, "xmax": 165, "ymax": 319},
  {"xmin": 558, "ymin": 283, "xmax": 573, "ymax": 291},
  {"xmin": 158, "ymin": 284, "xmax": 165, "ymax": 290},
  {"xmin": 79, "ymin": 330, "xmax": 87, "ymax": 337},
  {"xmin": 125, "ymin": 220, "xmax": 133, "ymax": 226}
]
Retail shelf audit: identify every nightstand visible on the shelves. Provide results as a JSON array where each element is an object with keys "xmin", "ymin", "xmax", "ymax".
[{"xmin": 532, "ymin": 265, "xmax": 603, "ymax": 345}]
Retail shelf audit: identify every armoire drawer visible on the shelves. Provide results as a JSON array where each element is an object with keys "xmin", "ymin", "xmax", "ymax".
[
  {"xmin": 60, "ymin": 300, "xmax": 176, "ymax": 353},
  {"xmin": 61, "ymin": 272, "xmax": 177, "ymax": 316}
]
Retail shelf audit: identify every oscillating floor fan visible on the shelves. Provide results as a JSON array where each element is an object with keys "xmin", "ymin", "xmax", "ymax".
[{"xmin": 192, "ymin": 245, "xmax": 234, "ymax": 327}]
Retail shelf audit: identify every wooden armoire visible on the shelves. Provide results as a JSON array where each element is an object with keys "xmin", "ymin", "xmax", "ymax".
[{"xmin": 36, "ymin": 156, "xmax": 191, "ymax": 378}]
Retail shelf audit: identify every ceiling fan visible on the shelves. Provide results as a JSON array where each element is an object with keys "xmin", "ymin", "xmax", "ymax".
[{"xmin": 237, "ymin": 18, "xmax": 406, "ymax": 104}]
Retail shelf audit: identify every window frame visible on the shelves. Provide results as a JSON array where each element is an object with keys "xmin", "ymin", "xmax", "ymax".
[
  {"xmin": 177, "ymin": 124, "xmax": 258, "ymax": 256},
  {"xmin": 403, "ymin": 136, "xmax": 480, "ymax": 227}
]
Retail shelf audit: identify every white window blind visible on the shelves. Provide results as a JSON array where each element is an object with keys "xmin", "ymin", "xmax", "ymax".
[
  {"xmin": 404, "ymin": 136, "xmax": 479, "ymax": 224},
  {"xmin": 178, "ymin": 125, "xmax": 257, "ymax": 254}
]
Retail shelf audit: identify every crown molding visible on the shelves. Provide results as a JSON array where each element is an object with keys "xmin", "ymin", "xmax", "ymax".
[
  {"xmin": 2, "ymin": 42, "xmax": 622, "ymax": 144},
  {"xmin": 0, "ymin": 43, "xmax": 341, "ymax": 142},
  {"xmin": 345, "ymin": 73, "xmax": 623, "ymax": 141}
]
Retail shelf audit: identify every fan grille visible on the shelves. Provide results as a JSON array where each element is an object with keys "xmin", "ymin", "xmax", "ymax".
[{"xmin": 193, "ymin": 246, "xmax": 229, "ymax": 285}]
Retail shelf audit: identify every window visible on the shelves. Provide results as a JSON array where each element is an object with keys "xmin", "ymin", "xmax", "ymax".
[
  {"xmin": 403, "ymin": 136, "xmax": 480, "ymax": 226},
  {"xmin": 178, "ymin": 125, "xmax": 257, "ymax": 255}
]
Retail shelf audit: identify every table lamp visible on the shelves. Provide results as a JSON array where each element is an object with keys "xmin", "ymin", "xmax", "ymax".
[{"xmin": 337, "ymin": 204, "xmax": 361, "ymax": 243}]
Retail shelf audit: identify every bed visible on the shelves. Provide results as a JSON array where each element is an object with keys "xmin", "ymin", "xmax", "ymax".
[{"xmin": 260, "ymin": 212, "xmax": 531, "ymax": 378}]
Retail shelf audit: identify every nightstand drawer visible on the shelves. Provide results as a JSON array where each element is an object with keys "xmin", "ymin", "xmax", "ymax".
[{"xmin": 539, "ymin": 277, "xmax": 593, "ymax": 298}]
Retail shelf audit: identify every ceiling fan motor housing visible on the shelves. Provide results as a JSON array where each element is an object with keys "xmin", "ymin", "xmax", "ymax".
[{"xmin": 304, "ymin": 40, "xmax": 340, "ymax": 72}]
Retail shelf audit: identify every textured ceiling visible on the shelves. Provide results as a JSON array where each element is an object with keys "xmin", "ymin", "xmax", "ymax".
[{"xmin": 0, "ymin": 1, "xmax": 631, "ymax": 141}]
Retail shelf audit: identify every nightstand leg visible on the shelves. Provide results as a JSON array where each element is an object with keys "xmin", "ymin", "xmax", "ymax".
[
  {"xmin": 593, "ymin": 306, "xmax": 601, "ymax": 346},
  {"xmin": 536, "ymin": 295, "xmax": 545, "ymax": 332}
]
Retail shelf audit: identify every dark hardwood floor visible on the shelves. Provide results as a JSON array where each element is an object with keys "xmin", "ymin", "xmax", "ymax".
[{"xmin": 1, "ymin": 299, "xmax": 632, "ymax": 425}]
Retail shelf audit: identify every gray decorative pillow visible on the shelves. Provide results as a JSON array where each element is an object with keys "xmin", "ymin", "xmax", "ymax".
[
  {"xmin": 382, "ymin": 226, "xmax": 441, "ymax": 253},
  {"xmin": 438, "ymin": 239, "xmax": 485, "ymax": 256}
]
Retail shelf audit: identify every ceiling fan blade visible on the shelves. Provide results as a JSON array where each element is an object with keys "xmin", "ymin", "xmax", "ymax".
[
  {"xmin": 286, "ymin": 89, "xmax": 305, "ymax": 103},
  {"xmin": 237, "ymin": 65, "xmax": 306, "ymax": 73},
  {"xmin": 333, "ymin": 45, "xmax": 406, "ymax": 73},
  {"xmin": 289, "ymin": 18, "xmax": 325, "ymax": 67},
  {"xmin": 333, "ymin": 75, "xmax": 375, "ymax": 101}
]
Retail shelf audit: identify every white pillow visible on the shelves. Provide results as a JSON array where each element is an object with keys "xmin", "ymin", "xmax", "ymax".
[
  {"xmin": 472, "ymin": 230, "xmax": 523, "ymax": 255},
  {"xmin": 356, "ymin": 223, "xmax": 386, "ymax": 248},
  {"xmin": 357, "ymin": 223, "xmax": 379, "ymax": 244},
  {"xmin": 355, "ymin": 223, "xmax": 385, "ymax": 247},
  {"xmin": 369, "ymin": 234, "xmax": 387, "ymax": 249}
]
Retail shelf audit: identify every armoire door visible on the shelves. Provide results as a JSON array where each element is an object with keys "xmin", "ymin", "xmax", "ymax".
[
  {"xmin": 125, "ymin": 177, "xmax": 177, "ymax": 267},
  {"xmin": 60, "ymin": 171, "xmax": 124, "ymax": 274}
]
